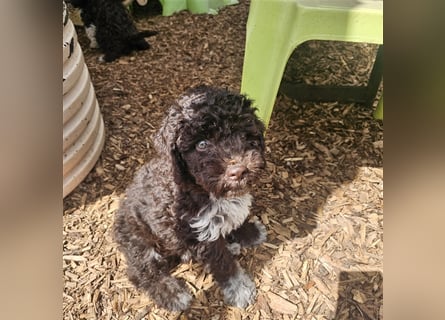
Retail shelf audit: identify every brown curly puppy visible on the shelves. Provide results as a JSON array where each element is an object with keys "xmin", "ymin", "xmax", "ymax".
[{"xmin": 113, "ymin": 86, "xmax": 267, "ymax": 311}]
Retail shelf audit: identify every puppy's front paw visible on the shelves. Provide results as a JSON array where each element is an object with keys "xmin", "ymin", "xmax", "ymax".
[
  {"xmin": 250, "ymin": 220, "xmax": 267, "ymax": 246},
  {"xmin": 229, "ymin": 220, "xmax": 267, "ymax": 248},
  {"xmin": 89, "ymin": 40, "xmax": 99, "ymax": 49},
  {"xmin": 221, "ymin": 267, "xmax": 256, "ymax": 308}
]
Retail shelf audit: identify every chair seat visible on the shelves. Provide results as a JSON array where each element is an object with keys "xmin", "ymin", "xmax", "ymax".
[{"xmin": 241, "ymin": 0, "xmax": 383, "ymax": 127}]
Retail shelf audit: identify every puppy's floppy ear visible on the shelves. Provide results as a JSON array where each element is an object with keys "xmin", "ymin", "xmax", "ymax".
[
  {"xmin": 152, "ymin": 105, "xmax": 192, "ymax": 184},
  {"xmin": 153, "ymin": 90, "xmax": 207, "ymax": 153},
  {"xmin": 153, "ymin": 90, "xmax": 208, "ymax": 155},
  {"xmin": 152, "ymin": 105, "xmax": 184, "ymax": 156},
  {"xmin": 171, "ymin": 143, "xmax": 193, "ymax": 184}
]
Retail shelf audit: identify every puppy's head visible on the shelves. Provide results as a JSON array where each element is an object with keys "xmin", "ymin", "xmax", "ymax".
[{"xmin": 154, "ymin": 86, "xmax": 266, "ymax": 198}]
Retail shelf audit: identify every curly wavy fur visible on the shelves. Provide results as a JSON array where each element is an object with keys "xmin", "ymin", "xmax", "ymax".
[
  {"xmin": 69, "ymin": 0, "xmax": 157, "ymax": 62},
  {"xmin": 113, "ymin": 86, "xmax": 268, "ymax": 311}
]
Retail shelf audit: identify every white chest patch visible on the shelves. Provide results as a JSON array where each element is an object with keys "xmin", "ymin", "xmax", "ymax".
[
  {"xmin": 84, "ymin": 24, "xmax": 98, "ymax": 48},
  {"xmin": 189, "ymin": 194, "xmax": 252, "ymax": 242}
]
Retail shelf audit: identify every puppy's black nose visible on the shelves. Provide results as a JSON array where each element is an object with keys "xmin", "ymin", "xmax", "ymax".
[{"xmin": 226, "ymin": 165, "xmax": 247, "ymax": 181}]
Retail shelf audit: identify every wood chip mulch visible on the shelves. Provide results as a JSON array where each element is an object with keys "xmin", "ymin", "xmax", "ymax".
[{"xmin": 63, "ymin": 1, "xmax": 383, "ymax": 319}]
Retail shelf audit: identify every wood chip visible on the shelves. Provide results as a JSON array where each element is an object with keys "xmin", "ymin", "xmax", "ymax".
[
  {"xmin": 352, "ymin": 289, "xmax": 367, "ymax": 304},
  {"xmin": 267, "ymin": 291, "xmax": 299, "ymax": 314},
  {"xmin": 63, "ymin": 255, "xmax": 87, "ymax": 262}
]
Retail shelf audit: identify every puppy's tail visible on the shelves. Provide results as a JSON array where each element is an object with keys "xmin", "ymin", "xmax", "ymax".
[
  {"xmin": 128, "ymin": 30, "xmax": 158, "ymax": 50},
  {"xmin": 133, "ymin": 30, "xmax": 158, "ymax": 39}
]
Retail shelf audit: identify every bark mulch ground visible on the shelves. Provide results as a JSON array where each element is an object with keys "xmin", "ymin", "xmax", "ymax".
[{"xmin": 63, "ymin": 1, "xmax": 383, "ymax": 319}]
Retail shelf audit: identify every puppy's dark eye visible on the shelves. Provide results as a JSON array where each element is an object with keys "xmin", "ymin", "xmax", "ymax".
[{"xmin": 196, "ymin": 140, "xmax": 209, "ymax": 151}]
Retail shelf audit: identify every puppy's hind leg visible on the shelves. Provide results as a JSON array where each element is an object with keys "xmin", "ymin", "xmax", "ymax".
[
  {"xmin": 114, "ymin": 212, "xmax": 193, "ymax": 311},
  {"xmin": 125, "ymin": 248, "xmax": 193, "ymax": 311},
  {"xmin": 101, "ymin": 50, "xmax": 123, "ymax": 62}
]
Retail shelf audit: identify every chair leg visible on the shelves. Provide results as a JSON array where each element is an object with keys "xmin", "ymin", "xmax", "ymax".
[
  {"xmin": 241, "ymin": 47, "xmax": 293, "ymax": 127},
  {"xmin": 373, "ymin": 96, "xmax": 383, "ymax": 120},
  {"xmin": 159, "ymin": 0, "xmax": 186, "ymax": 16},
  {"xmin": 241, "ymin": 1, "xmax": 298, "ymax": 127},
  {"xmin": 364, "ymin": 45, "xmax": 383, "ymax": 107}
]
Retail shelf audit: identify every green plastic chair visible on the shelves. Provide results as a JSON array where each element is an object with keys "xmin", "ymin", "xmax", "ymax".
[
  {"xmin": 159, "ymin": 0, "xmax": 238, "ymax": 16},
  {"xmin": 240, "ymin": 0, "xmax": 383, "ymax": 127}
]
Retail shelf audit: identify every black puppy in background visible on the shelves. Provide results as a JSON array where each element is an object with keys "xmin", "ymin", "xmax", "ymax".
[{"xmin": 69, "ymin": 0, "xmax": 157, "ymax": 62}]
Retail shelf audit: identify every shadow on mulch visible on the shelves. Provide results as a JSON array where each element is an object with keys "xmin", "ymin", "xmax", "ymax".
[
  {"xmin": 247, "ymin": 42, "xmax": 382, "ymax": 239},
  {"xmin": 335, "ymin": 271, "xmax": 383, "ymax": 319},
  {"xmin": 235, "ymin": 88, "xmax": 383, "ymax": 319},
  {"xmin": 254, "ymin": 95, "xmax": 382, "ymax": 238}
]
